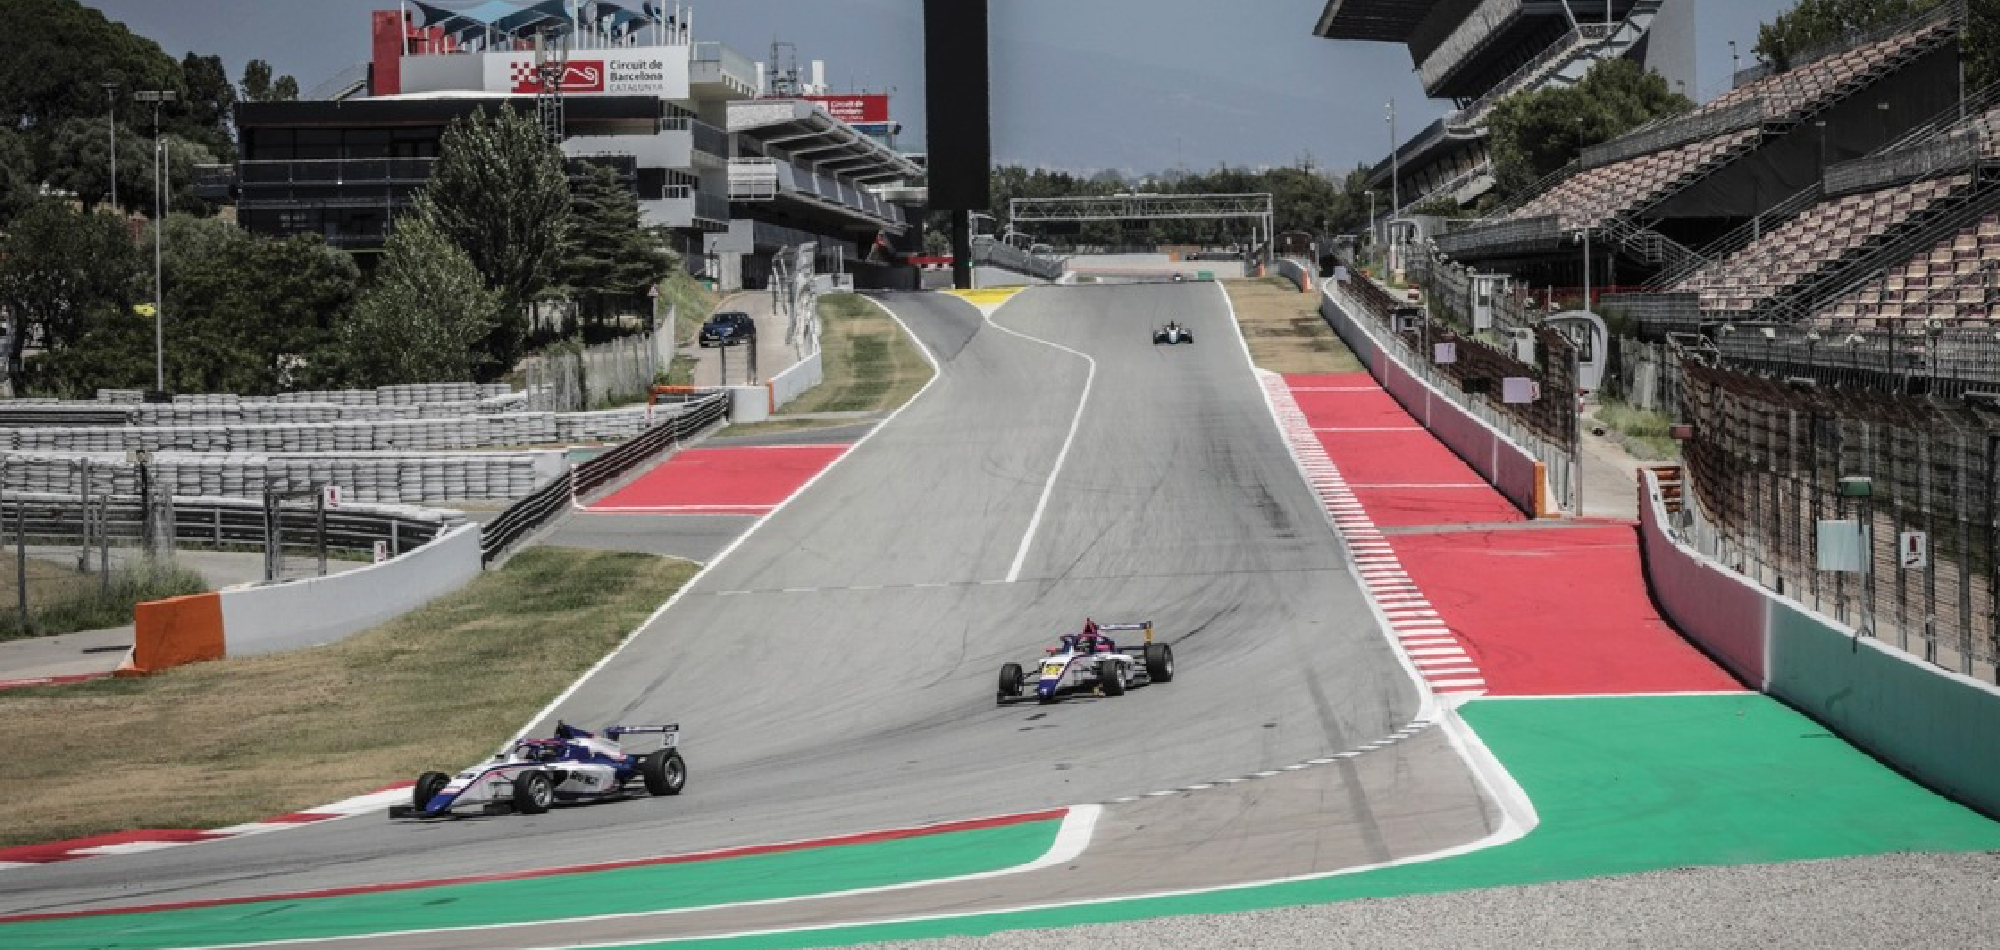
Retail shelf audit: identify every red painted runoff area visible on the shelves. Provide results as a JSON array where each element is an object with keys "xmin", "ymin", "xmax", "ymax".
[
  {"xmin": 1391, "ymin": 525, "xmax": 1747, "ymax": 696},
  {"xmin": 1287, "ymin": 373, "xmax": 1526, "ymax": 527},
  {"xmin": 587, "ymin": 445, "xmax": 849, "ymax": 515}
]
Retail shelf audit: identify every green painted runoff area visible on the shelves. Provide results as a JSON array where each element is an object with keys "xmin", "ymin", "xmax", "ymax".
[
  {"xmin": 607, "ymin": 694, "xmax": 2000, "ymax": 950},
  {"xmin": 0, "ymin": 819, "xmax": 1063, "ymax": 950}
]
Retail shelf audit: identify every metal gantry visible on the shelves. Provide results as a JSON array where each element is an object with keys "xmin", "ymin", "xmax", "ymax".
[{"xmin": 1007, "ymin": 192, "xmax": 1276, "ymax": 261}]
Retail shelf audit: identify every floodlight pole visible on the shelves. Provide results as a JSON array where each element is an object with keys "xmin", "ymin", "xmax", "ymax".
[
  {"xmin": 136, "ymin": 89, "xmax": 177, "ymax": 393},
  {"xmin": 103, "ymin": 83, "xmax": 118, "ymax": 211}
]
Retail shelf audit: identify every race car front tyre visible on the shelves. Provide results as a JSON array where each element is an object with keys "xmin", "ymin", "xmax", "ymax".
[
  {"xmin": 997, "ymin": 662, "xmax": 1024, "ymax": 703},
  {"xmin": 513, "ymin": 770, "xmax": 554, "ymax": 814},
  {"xmin": 1100, "ymin": 664, "xmax": 1126, "ymax": 696},
  {"xmin": 413, "ymin": 771, "xmax": 450, "ymax": 810},
  {"xmin": 642, "ymin": 749, "xmax": 686, "ymax": 796},
  {"xmin": 1145, "ymin": 643, "xmax": 1175, "ymax": 683}
]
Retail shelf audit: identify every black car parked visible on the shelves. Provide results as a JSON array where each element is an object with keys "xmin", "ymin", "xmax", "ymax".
[{"xmin": 699, "ymin": 311, "xmax": 757, "ymax": 347}]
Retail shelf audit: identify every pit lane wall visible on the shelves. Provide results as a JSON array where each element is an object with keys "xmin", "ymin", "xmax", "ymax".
[
  {"xmin": 1638, "ymin": 468, "xmax": 2000, "ymax": 819},
  {"xmin": 122, "ymin": 523, "xmax": 482, "ymax": 673},
  {"xmin": 1320, "ymin": 277, "xmax": 1548, "ymax": 517}
]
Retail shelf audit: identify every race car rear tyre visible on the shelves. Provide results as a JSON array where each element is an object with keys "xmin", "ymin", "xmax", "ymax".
[
  {"xmin": 513, "ymin": 770, "xmax": 554, "ymax": 814},
  {"xmin": 413, "ymin": 771, "xmax": 450, "ymax": 810},
  {"xmin": 997, "ymin": 662, "xmax": 1024, "ymax": 703},
  {"xmin": 1145, "ymin": 643, "xmax": 1175, "ymax": 683},
  {"xmin": 642, "ymin": 749, "xmax": 686, "ymax": 796},
  {"xmin": 1100, "ymin": 664, "xmax": 1126, "ymax": 696}
]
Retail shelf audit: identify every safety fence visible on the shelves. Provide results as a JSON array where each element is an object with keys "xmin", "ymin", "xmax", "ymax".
[
  {"xmin": 1675, "ymin": 359, "xmax": 1999, "ymax": 682},
  {"xmin": 480, "ymin": 391, "xmax": 727, "ymax": 564},
  {"xmin": 1324, "ymin": 273, "xmax": 1569, "ymax": 514}
]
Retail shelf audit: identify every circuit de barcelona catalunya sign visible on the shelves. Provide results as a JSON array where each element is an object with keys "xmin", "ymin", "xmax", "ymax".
[{"xmin": 484, "ymin": 46, "xmax": 689, "ymax": 99}]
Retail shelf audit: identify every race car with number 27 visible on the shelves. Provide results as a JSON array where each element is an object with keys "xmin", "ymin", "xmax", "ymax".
[{"xmin": 998, "ymin": 619, "xmax": 1175, "ymax": 705}]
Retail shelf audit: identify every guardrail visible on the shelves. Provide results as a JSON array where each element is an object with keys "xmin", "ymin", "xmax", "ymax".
[
  {"xmin": 1433, "ymin": 215, "xmax": 1563, "ymax": 258},
  {"xmin": 1581, "ymin": 98, "xmax": 1762, "ymax": 169},
  {"xmin": 1824, "ymin": 136, "xmax": 1980, "ymax": 196},
  {"xmin": 479, "ymin": 392, "xmax": 727, "ymax": 564},
  {"xmin": 0, "ymin": 491, "xmax": 452, "ymax": 556}
]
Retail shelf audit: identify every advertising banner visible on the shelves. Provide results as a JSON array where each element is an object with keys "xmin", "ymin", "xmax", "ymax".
[{"xmin": 483, "ymin": 46, "xmax": 688, "ymax": 98}]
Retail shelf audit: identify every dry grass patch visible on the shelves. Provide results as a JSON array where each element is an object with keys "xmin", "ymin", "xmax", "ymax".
[
  {"xmin": 0, "ymin": 547, "xmax": 696, "ymax": 847},
  {"xmin": 724, "ymin": 293, "xmax": 933, "ymax": 439},
  {"xmin": 1226, "ymin": 277, "xmax": 1363, "ymax": 374}
]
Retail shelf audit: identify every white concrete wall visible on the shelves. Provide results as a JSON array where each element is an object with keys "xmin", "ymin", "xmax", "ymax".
[
  {"xmin": 768, "ymin": 350, "xmax": 825, "ymax": 411},
  {"xmin": 218, "ymin": 523, "xmax": 482, "ymax": 656}
]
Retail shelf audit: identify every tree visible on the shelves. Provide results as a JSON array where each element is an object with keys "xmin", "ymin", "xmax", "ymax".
[
  {"xmin": 557, "ymin": 162, "xmax": 675, "ymax": 333},
  {"xmin": 147, "ymin": 216, "xmax": 358, "ymax": 395},
  {"xmin": 0, "ymin": 127, "xmax": 37, "ymax": 224},
  {"xmin": 1487, "ymin": 57, "xmax": 1693, "ymax": 199},
  {"xmin": 0, "ymin": 201, "xmax": 142, "ymax": 385},
  {"xmin": 416, "ymin": 105, "xmax": 572, "ymax": 379},
  {"xmin": 239, "ymin": 58, "xmax": 299, "ymax": 103},
  {"xmin": 0, "ymin": 0, "xmax": 181, "ymax": 140},
  {"xmin": 329, "ymin": 217, "xmax": 498, "ymax": 387},
  {"xmin": 179, "ymin": 52, "xmax": 236, "ymax": 161}
]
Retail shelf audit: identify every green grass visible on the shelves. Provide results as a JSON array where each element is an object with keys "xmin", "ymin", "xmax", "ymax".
[
  {"xmin": 1592, "ymin": 398, "xmax": 1681, "ymax": 460},
  {"xmin": 771, "ymin": 293, "xmax": 931, "ymax": 417},
  {"xmin": 659, "ymin": 270, "xmax": 722, "ymax": 351},
  {"xmin": 0, "ymin": 547, "xmax": 697, "ymax": 846},
  {"xmin": 0, "ymin": 555, "xmax": 209, "ymax": 642}
]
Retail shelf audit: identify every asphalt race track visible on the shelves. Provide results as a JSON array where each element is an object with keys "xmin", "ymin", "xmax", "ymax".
[{"xmin": 0, "ymin": 286, "xmax": 1498, "ymax": 942}]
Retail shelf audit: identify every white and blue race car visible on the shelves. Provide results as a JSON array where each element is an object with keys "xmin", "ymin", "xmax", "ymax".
[
  {"xmin": 390, "ymin": 722, "xmax": 685, "ymax": 820},
  {"xmin": 997, "ymin": 620, "xmax": 1175, "ymax": 705}
]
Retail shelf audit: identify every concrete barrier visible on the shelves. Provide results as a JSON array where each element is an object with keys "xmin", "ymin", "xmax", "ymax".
[
  {"xmin": 1273, "ymin": 256, "xmax": 1314, "ymax": 293},
  {"xmin": 1635, "ymin": 471, "xmax": 1770, "ymax": 688},
  {"xmin": 217, "ymin": 522, "xmax": 482, "ymax": 656},
  {"xmin": 1636, "ymin": 467, "xmax": 2000, "ymax": 818},
  {"xmin": 122, "ymin": 523, "xmax": 482, "ymax": 673},
  {"xmin": 123, "ymin": 593, "xmax": 226, "ymax": 674},
  {"xmin": 767, "ymin": 350, "xmax": 825, "ymax": 413},
  {"xmin": 1320, "ymin": 283, "xmax": 1544, "ymax": 516}
]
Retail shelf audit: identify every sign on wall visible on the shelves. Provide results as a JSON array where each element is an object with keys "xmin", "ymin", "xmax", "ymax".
[
  {"xmin": 802, "ymin": 94, "xmax": 890, "ymax": 125},
  {"xmin": 482, "ymin": 46, "xmax": 689, "ymax": 98}
]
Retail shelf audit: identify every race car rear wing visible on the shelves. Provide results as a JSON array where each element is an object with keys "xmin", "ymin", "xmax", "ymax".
[
  {"xmin": 1094, "ymin": 621, "xmax": 1152, "ymax": 642},
  {"xmin": 605, "ymin": 724, "xmax": 680, "ymax": 738}
]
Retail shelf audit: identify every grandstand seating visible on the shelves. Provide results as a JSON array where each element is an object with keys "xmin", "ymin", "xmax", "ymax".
[
  {"xmin": 1508, "ymin": 129, "xmax": 1759, "ymax": 228},
  {"xmin": 1677, "ymin": 174, "xmax": 1972, "ymax": 312},
  {"xmin": 1499, "ymin": 16, "xmax": 1955, "ymax": 232},
  {"xmin": 1702, "ymin": 20, "xmax": 1952, "ymax": 124},
  {"xmin": 1825, "ymin": 212, "xmax": 2000, "ymax": 325}
]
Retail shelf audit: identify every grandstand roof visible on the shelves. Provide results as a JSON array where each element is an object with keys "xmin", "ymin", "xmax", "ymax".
[
  {"xmin": 1311, "ymin": 0, "xmax": 1430, "ymax": 42},
  {"xmin": 409, "ymin": 0, "xmax": 672, "ymax": 44},
  {"xmin": 729, "ymin": 99, "xmax": 922, "ymax": 184}
]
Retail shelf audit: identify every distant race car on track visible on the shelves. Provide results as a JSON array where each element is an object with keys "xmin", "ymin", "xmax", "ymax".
[
  {"xmin": 390, "ymin": 722, "xmax": 685, "ymax": 819},
  {"xmin": 1153, "ymin": 321, "xmax": 1193, "ymax": 345},
  {"xmin": 998, "ymin": 619, "xmax": 1175, "ymax": 705}
]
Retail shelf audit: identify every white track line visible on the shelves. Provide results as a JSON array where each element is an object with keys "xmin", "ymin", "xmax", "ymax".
[
  {"xmin": 180, "ymin": 806, "xmax": 1104, "ymax": 950},
  {"xmin": 976, "ymin": 293, "xmax": 1097, "ymax": 583},
  {"xmin": 508, "ymin": 293, "xmax": 946, "ymax": 751}
]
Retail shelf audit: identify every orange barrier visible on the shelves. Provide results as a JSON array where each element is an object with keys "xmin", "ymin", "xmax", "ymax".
[
  {"xmin": 1533, "ymin": 461, "xmax": 1553, "ymax": 518},
  {"xmin": 121, "ymin": 592, "xmax": 226, "ymax": 676}
]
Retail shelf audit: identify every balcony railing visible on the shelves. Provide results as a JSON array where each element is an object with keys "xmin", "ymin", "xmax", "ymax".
[
  {"xmin": 691, "ymin": 42, "xmax": 757, "ymax": 95},
  {"xmin": 663, "ymin": 117, "xmax": 729, "ymax": 160},
  {"xmin": 238, "ymin": 157, "xmax": 438, "ymax": 185}
]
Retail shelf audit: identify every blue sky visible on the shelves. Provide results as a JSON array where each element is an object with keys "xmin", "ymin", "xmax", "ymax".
[{"xmin": 87, "ymin": 0, "xmax": 1794, "ymax": 174}]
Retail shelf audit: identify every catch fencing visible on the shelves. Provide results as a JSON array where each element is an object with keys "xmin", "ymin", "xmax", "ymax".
[{"xmin": 1676, "ymin": 358, "xmax": 1999, "ymax": 682}]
